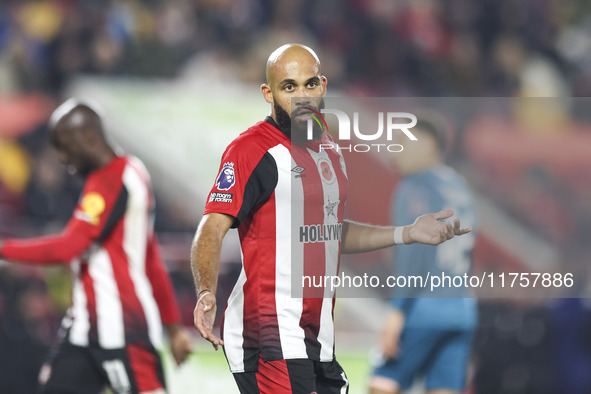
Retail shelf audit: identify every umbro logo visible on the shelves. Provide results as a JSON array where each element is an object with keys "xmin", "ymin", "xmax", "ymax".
[{"xmin": 292, "ymin": 166, "xmax": 306, "ymax": 178}]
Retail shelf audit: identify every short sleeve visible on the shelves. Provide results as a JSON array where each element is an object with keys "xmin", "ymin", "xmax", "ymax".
[{"xmin": 204, "ymin": 142, "xmax": 278, "ymax": 228}]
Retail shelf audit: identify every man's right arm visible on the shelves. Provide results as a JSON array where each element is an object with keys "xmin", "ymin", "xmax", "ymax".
[
  {"xmin": 0, "ymin": 220, "xmax": 94, "ymax": 264},
  {"xmin": 191, "ymin": 212, "xmax": 234, "ymax": 350},
  {"xmin": 0, "ymin": 168, "xmax": 128, "ymax": 264}
]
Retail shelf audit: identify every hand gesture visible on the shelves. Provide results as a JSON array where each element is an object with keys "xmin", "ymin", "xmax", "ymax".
[
  {"xmin": 408, "ymin": 209, "xmax": 471, "ymax": 245},
  {"xmin": 193, "ymin": 291, "xmax": 223, "ymax": 350}
]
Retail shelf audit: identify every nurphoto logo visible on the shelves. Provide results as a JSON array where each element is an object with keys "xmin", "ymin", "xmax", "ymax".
[{"xmin": 307, "ymin": 109, "xmax": 418, "ymax": 153}]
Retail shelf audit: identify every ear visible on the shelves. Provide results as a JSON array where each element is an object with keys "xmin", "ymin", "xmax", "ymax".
[
  {"xmin": 320, "ymin": 76, "xmax": 328, "ymax": 95},
  {"xmin": 261, "ymin": 84, "xmax": 273, "ymax": 104}
]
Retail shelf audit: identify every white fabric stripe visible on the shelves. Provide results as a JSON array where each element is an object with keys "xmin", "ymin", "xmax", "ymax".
[
  {"xmin": 90, "ymin": 247, "xmax": 125, "ymax": 348},
  {"xmin": 307, "ymin": 147, "xmax": 343, "ymax": 361},
  {"xmin": 122, "ymin": 164, "xmax": 163, "ymax": 349},
  {"xmin": 289, "ymin": 153, "xmax": 305, "ymax": 301},
  {"xmin": 270, "ymin": 144, "xmax": 307, "ymax": 359},
  {"xmin": 340, "ymin": 371, "xmax": 349, "ymax": 394},
  {"xmin": 224, "ymin": 263, "xmax": 247, "ymax": 372},
  {"xmin": 69, "ymin": 258, "xmax": 90, "ymax": 346}
]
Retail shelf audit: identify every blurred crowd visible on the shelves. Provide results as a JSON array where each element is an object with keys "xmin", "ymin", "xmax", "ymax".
[
  {"xmin": 1, "ymin": 0, "xmax": 591, "ymax": 393},
  {"xmin": 0, "ymin": 0, "xmax": 590, "ymax": 96}
]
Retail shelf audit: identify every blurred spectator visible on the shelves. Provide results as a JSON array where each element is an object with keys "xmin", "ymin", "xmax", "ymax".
[
  {"xmin": 0, "ymin": 0, "xmax": 584, "ymax": 96},
  {"xmin": 23, "ymin": 141, "xmax": 81, "ymax": 231},
  {"xmin": 0, "ymin": 264, "xmax": 61, "ymax": 394},
  {"xmin": 549, "ymin": 297, "xmax": 591, "ymax": 394}
]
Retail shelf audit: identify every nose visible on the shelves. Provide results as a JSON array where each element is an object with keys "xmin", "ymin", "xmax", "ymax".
[
  {"xmin": 294, "ymin": 90, "xmax": 311, "ymax": 109},
  {"xmin": 297, "ymin": 86, "xmax": 311, "ymax": 97}
]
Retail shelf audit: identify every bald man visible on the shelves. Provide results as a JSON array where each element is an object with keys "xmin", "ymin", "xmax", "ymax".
[
  {"xmin": 191, "ymin": 44, "xmax": 471, "ymax": 394},
  {"xmin": 0, "ymin": 99, "xmax": 193, "ymax": 394}
]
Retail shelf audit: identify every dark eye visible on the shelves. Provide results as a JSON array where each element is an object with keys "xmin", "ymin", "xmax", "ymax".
[
  {"xmin": 307, "ymin": 81, "xmax": 319, "ymax": 88},
  {"xmin": 284, "ymin": 84, "xmax": 295, "ymax": 92}
]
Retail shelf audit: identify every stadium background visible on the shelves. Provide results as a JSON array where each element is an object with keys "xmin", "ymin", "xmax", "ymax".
[{"xmin": 1, "ymin": 1, "xmax": 591, "ymax": 393}]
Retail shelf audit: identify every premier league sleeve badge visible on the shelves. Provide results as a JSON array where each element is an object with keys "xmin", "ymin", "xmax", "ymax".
[{"xmin": 216, "ymin": 162, "xmax": 236, "ymax": 191}]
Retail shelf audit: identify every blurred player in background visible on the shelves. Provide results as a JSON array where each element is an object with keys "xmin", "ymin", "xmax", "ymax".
[
  {"xmin": 191, "ymin": 44, "xmax": 472, "ymax": 394},
  {"xmin": 0, "ymin": 99, "xmax": 193, "ymax": 394},
  {"xmin": 369, "ymin": 115, "xmax": 478, "ymax": 394}
]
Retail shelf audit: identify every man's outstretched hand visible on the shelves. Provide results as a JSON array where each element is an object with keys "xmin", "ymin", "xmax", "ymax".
[{"xmin": 406, "ymin": 209, "xmax": 471, "ymax": 245}]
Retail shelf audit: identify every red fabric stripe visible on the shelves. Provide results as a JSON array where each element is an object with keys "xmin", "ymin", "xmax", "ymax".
[
  {"xmin": 146, "ymin": 234, "xmax": 181, "ymax": 325},
  {"xmin": 255, "ymin": 355, "xmax": 292, "ymax": 394},
  {"xmin": 106, "ymin": 220, "xmax": 149, "ymax": 342},
  {"xmin": 126, "ymin": 343, "xmax": 162, "ymax": 392},
  {"xmin": 81, "ymin": 262, "xmax": 98, "ymax": 342},
  {"xmin": 254, "ymin": 190, "xmax": 282, "ymax": 358},
  {"xmin": 238, "ymin": 214, "xmax": 264, "ymax": 365}
]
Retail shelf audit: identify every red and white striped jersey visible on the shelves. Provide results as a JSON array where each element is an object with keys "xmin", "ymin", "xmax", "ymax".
[
  {"xmin": 2, "ymin": 156, "xmax": 181, "ymax": 349},
  {"xmin": 204, "ymin": 118, "xmax": 348, "ymax": 373}
]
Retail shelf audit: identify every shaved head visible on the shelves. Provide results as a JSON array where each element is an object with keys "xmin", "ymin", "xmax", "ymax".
[
  {"xmin": 49, "ymin": 98, "xmax": 104, "ymax": 141},
  {"xmin": 266, "ymin": 44, "xmax": 321, "ymax": 86},
  {"xmin": 48, "ymin": 98, "xmax": 114, "ymax": 176}
]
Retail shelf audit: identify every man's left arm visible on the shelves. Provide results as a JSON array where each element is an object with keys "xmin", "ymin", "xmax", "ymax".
[
  {"xmin": 341, "ymin": 209, "xmax": 471, "ymax": 254},
  {"xmin": 145, "ymin": 233, "xmax": 193, "ymax": 365}
]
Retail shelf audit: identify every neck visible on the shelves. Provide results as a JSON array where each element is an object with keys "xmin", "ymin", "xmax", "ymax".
[{"xmin": 93, "ymin": 145, "xmax": 117, "ymax": 170}]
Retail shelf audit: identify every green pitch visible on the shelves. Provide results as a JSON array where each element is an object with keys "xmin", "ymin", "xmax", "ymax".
[{"xmin": 161, "ymin": 343, "xmax": 371, "ymax": 394}]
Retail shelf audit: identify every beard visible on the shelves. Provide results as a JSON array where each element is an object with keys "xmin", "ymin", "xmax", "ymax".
[{"xmin": 274, "ymin": 99, "xmax": 325, "ymax": 145}]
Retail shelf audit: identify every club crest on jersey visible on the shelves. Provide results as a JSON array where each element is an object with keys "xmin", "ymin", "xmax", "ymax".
[
  {"xmin": 216, "ymin": 162, "xmax": 236, "ymax": 191},
  {"xmin": 317, "ymin": 158, "xmax": 336, "ymax": 185}
]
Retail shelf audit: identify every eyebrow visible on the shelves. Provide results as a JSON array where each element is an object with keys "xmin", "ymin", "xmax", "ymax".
[
  {"xmin": 279, "ymin": 76, "xmax": 321, "ymax": 86},
  {"xmin": 306, "ymin": 76, "xmax": 321, "ymax": 85}
]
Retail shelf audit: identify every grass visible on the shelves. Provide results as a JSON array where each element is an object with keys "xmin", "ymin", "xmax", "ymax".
[{"xmin": 161, "ymin": 342, "xmax": 371, "ymax": 394}]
